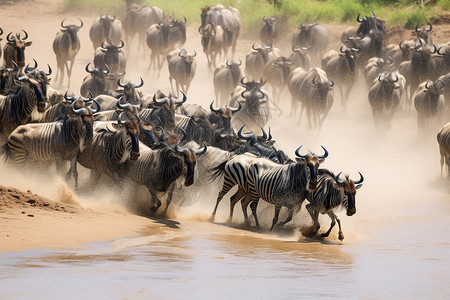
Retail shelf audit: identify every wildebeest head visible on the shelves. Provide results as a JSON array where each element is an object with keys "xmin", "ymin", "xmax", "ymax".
[
  {"xmin": 200, "ymin": 6, "xmax": 210, "ymax": 28},
  {"xmin": 424, "ymin": 79, "xmax": 445, "ymax": 95},
  {"xmin": 199, "ymin": 23, "xmax": 216, "ymax": 51},
  {"xmin": 60, "ymin": 18, "xmax": 83, "ymax": 44},
  {"xmin": 117, "ymin": 111, "xmax": 140, "ymax": 160},
  {"xmin": 175, "ymin": 143, "xmax": 207, "ymax": 186},
  {"xmin": 237, "ymin": 125, "xmax": 269, "ymax": 144},
  {"xmin": 99, "ymin": 15, "xmax": 116, "ymax": 37},
  {"xmin": 15, "ymin": 67, "xmax": 48, "ymax": 113},
  {"xmin": 210, "ymin": 99, "xmax": 241, "ymax": 130},
  {"xmin": 212, "ymin": 128, "xmax": 239, "ymax": 151},
  {"xmin": 290, "ymin": 46, "xmax": 310, "ymax": 69},
  {"xmin": 5, "ymin": 30, "xmax": 32, "ymax": 68},
  {"xmin": 65, "ymin": 92, "xmax": 101, "ymax": 144},
  {"xmin": 152, "ymin": 90, "xmax": 187, "ymax": 131},
  {"xmin": 295, "ymin": 145, "xmax": 329, "ymax": 191},
  {"xmin": 178, "ymin": 48, "xmax": 197, "ymax": 74},
  {"xmin": 296, "ymin": 23, "xmax": 317, "ymax": 47},
  {"xmin": 334, "ymin": 172, "xmax": 364, "ymax": 216},
  {"xmin": 413, "ymin": 22, "xmax": 432, "ymax": 43},
  {"xmin": 118, "ymin": 77, "xmax": 143, "ymax": 105},
  {"xmin": 251, "ymin": 42, "xmax": 273, "ymax": 63},
  {"xmin": 356, "ymin": 11, "xmax": 385, "ymax": 37},
  {"xmin": 157, "ymin": 18, "xmax": 177, "ymax": 49},
  {"xmin": 24, "ymin": 59, "xmax": 52, "ymax": 105},
  {"xmin": 340, "ymin": 45, "xmax": 360, "ymax": 73},
  {"xmin": 100, "ymin": 40, "xmax": 125, "ymax": 64}
]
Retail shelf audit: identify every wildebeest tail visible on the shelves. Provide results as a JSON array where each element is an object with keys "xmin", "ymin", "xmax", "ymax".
[{"xmin": 209, "ymin": 161, "xmax": 227, "ymax": 182}]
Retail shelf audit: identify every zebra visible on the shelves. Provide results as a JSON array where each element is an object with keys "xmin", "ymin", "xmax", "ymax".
[
  {"xmin": 4, "ymin": 98, "xmax": 99, "ymax": 179},
  {"xmin": 72, "ymin": 111, "xmax": 141, "ymax": 191},
  {"xmin": 304, "ymin": 169, "xmax": 364, "ymax": 241},
  {"xmin": 123, "ymin": 141, "xmax": 207, "ymax": 215},
  {"xmin": 246, "ymin": 146, "xmax": 329, "ymax": 229}
]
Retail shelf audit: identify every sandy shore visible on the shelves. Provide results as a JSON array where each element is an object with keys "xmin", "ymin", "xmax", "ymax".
[{"xmin": 0, "ymin": 185, "xmax": 159, "ymax": 252}]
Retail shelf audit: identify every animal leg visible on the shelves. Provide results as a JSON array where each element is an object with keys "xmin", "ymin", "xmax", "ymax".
[
  {"xmin": 321, "ymin": 211, "xmax": 336, "ymax": 238},
  {"xmin": 305, "ymin": 203, "xmax": 320, "ymax": 234},
  {"xmin": 161, "ymin": 183, "xmax": 176, "ymax": 216},
  {"xmin": 270, "ymin": 205, "xmax": 281, "ymax": 230},
  {"xmin": 147, "ymin": 184, "xmax": 161, "ymax": 212},
  {"xmin": 280, "ymin": 206, "xmax": 294, "ymax": 226},
  {"xmin": 249, "ymin": 199, "xmax": 260, "ymax": 228},
  {"xmin": 228, "ymin": 187, "xmax": 246, "ymax": 223},
  {"xmin": 210, "ymin": 182, "xmax": 233, "ymax": 222},
  {"xmin": 335, "ymin": 214, "xmax": 344, "ymax": 241}
]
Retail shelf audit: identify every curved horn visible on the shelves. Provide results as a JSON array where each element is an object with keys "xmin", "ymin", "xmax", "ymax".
[
  {"xmin": 118, "ymin": 112, "xmax": 125, "ymax": 125},
  {"xmin": 335, "ymin": 172, "xmax": 344, "ymax": 184},
  {"xmin": 372, "ymin": 11, "xmax": 377, "ymax": 18},
  {"xmin": 229, "ymin": 100, "xmax": 242, "ymax": 113},
  {"xmin": 44, "ymin": 64, "xmax": 52, "ymax": 76},
  {"xmin": 209, "ymin": 100, "xmax": 222, "ymax": 113},
  {"xmin": 317, "ymin": 145, "xmax": 329, "ymax": 159},
  {"xmin": 133, "ymin": 77, "xmax": 144, "ymax": 88},
  {"xmin": 353, "ymin": 172, "xmax": 364, "ymax": 184},
  {"xmin": 175, "ymin": 90, "xmax": 187, "ymax": 105},
  {"xmin": 312, "ymin": 76, "xmax": 318, "ymax": 86},
  {"xmin": 268, "ymin": 127, "xmax": 272, "ymax": 141},
  {"xmin": 295, "ymin": 146, "xmax": 309, "ymax": 159},
  {"xmin": 340, "ymin": 45, "xmax": 345, "ymax": 53},
  {"xmin": 0, "ymin": 28, "xmax": 3, "ymax": 36},
  {"xmin": 240, "ymin": 76, "xmax": 248, "ymax": 85},
  {"xmin": 260, "ymin": 127, "xmax": 267, "ymax": 140},
  {"xmin": 438, "ymin": 46, "xmax": 444, "ymax": 56},
  {"xmin": 89, "ymin": 99, "xmax": 101, "ymax": 113},
  {"xmin": 226, "ymin": 60, "xmax": 231, "ymax": 67},
  {"xmin": 85, "ymin": 62, "xmax": 96, "ymax": 73},
  {"xmin": 24, "ymin": 58, "xmax": 38, "ymax": 74},
  {"xmin": 64, "ymin": 91, "xmax": 77, "ymax": 102},
  {"xmin": 237, "ymin": 125, "xmax": 255, "ymax": 140},
  {"xmin": 21, "ymin": 30, "xmax": 28, "ymax": 41},
  {"xmin": 193, "ymin": 144, "xmax": 207, "ymax": 155},
  {"xmin": 118, "ymin": 40, "xmax": 125, "ymax": 49},
  {"xmin": 427, "ymin": 22, "xmax": 432, "ymax": 32},
  {"xmin": 61, "ymin": 18, "xmax": 69, "ymax": 28},
  {"xmin": 6, "ymin": 32, "xmax": 15, "ymax": 42},
  {"xmin": 153, "ymin": 93, "xmax": 169, "ymax": 105},
  {"xmin": 116, "ymin": 96, "xmax": 132, "ymax": 109},
  {"xmin": 198, "ymin": 25, "xmax": 203, "ymax": 34},
  {"xmin": 77, "ymin": 18, "xmax": 84, "ymax": 28},
  {"xmin": 12, "ymin": 61, "xmax": 20, "ymax": 72},
  {"xmin": 415, "ymin": 24, "xmax": 420, "ymax": 32},
  {"xmin": 357, "ymin": 13, "xmax": 363, "ymax": 23},
  {"xmin": 425, "ymin": 81, "xmax": 431, "ymax": 89},
  {"xmin": 118, "ymin": 77, "xmax": 126, "ymax": 88}
]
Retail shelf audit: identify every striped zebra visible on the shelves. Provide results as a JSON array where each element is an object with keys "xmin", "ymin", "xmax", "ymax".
[
  {"xmin": 305, "ymin": 169, "xmax": 364, "ymax": 240},
  {"xmin": 4, "ymin": 99, "xmax": 98, "ymax": 178},
  {"xmin": 246, "ymin": 146, "xmax": 328, "ymax": 229},
  {"xmin": 123, "ymin": 142, "xmax": 207, "ymax": 215},
  {"xmin": 0, "ymin": 71, "xmax": 47, "ymax": 145},
  {"xmin": 72, "ymin": 112, "xmax": 141, "ymax": 191}
]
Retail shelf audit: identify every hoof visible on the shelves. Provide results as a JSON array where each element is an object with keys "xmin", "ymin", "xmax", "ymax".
[
  {"xmin": 321, "ymin": 232, "xmax": 329, "ymax": 238},
  {"xmin": 338, "ymin": 234, "xmax": 344, "ymax": 241},
  {"xmin": 151, "ymin": 206, "xmax": 158, "ymax": 212}
]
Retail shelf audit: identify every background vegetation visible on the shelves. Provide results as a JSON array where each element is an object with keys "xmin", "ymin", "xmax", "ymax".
[{"xmin": 62, "ymin": 0, "xmax": 449, "ymax": 30}]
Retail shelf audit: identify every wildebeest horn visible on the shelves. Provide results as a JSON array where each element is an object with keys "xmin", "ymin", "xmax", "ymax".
[
  {"xmin": 425, "ymin": 81, "xmax": 431, "ymax": 89},
  {"xmin": 229, "ymin": 100, "xmax": 242, "ymax": 113},
  {"xmin": 61, "ymin": 18, "xmax": 69, "ymax": 28},
  {"xmin": 260, "ymin": 127, "xmax": 267, "ymax": 140},
  {"xmin": 353, "ymin": 172, "xmax": 364, "ymax": 184},
  {"xmin": 103, "ymin": 64, "xmax": 111, "ymax": 74},
  {"xmin": 192, "ymin": 50, "xmax": 197, "ymax": 57},
  {"xmin": 25, "ymin": 58, "xmax": 38, "ymax": 74},
  {"xmin": 240, "ymin": 76, "xmax": 248, "ymax": 85},
  {"xmin": 12, "ymin": 61, "xmax": 19, "ymax": 72},
  {"xmin": 0, "ymin": 28, "xmax": 3, "ymax": 36},
  {"xmin": 372, "ymin": 11, "xmax": 376, "ymax": 18},
  {"xmin": 335, "ymin": 172, "xmax": 344, "ymax": 184},
  {"xmin": 437, "ymin": 46, "xmax": 444, "ymax": 55},
  {"xmin": 118, "ymin": 77, "xmax": 126, "ymax": 88},
  {"xmin": 209, "ymin": 100, "xmax": 222, "ymax": 113},
  {"xmin": 118, "ymin": 112, "xmax": 125, "ymax": 125},
  {"xmin": 252, "ymin": 43, "xmax": 261, "ymax": 51},
  {"xmin": 133, "ymin": 77, "xmax": 144, "ymax": 88},
  {"xmin": 357, "ymin": 14, "xmax": 363, "ymax": 22},
  {"xmin": 44, "ymin": 64, "xmax": 52, "ymax": 76},
  {"xmin": 328, "ymin": 79, "xmax": 334, "ymax": 87},
  {"xmin": 118, "ymin": 40, "xmax": 125, "ymax": 49},
  {"xmin": 77, "ymin": 18, "xmax": 84, "ymax": 28},
  {"xmin": 317, "ymin": 145, "xmax": 329, "ymax": 159},
  {"xmin": 20, "ymin": 30, "xmax": 28, "ymax": 41},
  {"xmin": 340, "ymin": 45, "xmax": 345, "ymax": 53},
  {"xmin": 193, "ymin": 144, "xmax": 207, "ymax": 155},
  {"xmin": 89, "ymin": 99, "xmax": 101, "ymax": 113},
  {"xmin": 175, "ymin": 144, "xmax": 190, "ymax": 155},
  {"xmin": 174, "ymin": 90, "xmax": 187, "ymax": 105},
  {"xmin": 431, "ymin": 44, "xmax": 437, "ymax": 54},
  {"xmin": 237, "ymin": 125, "xmax": 255, "ymax": 140},
  {"xmin": 116, "ymin": 97, "xmax": 132, "ymax": 110},
  {"xmin": 15, "ymin": 70, "xmax": 28, "ymax": 81},
  {"xmin": 427, "ymin": 22, "xmax": 432, "ymax": 32},
  {"xmin": 295, "ymin": 146, "xmax": 309, "ymax": 159},
  {"xmin": 85, "ymin": 62, "xmax": 94, "ymax": 73},
  {"xmin": 7, "ymin": 32, "xmax": 15, "ymax": 42},
  {"xmin": 198, "ymin": 26, "xmax": 203, "ymax": 34},
  {"xmin": 240, "ymin": 91, "xmax": 247, "ymax": 99},
  {"xmin": 65, "ymin": 91, "xmax": 78, "ymax": 102},
  {"xmin": 312, "ymin": 76, "xmax": 318, "ymax": 86},
  {"xmin": 392, "ymin": 73, "xmax": 398, "ymax": 83},
  {"xmin": 152, "ymin": 93, "xmax": 169, "ymax": 105},
  {"xmin": 268, "ymin": 127, "xmax": 272, "ymax": 141}
]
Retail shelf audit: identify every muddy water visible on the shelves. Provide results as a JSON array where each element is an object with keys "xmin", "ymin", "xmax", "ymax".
[{"xmin": 1, "ymin": 2, "xmax": 450, "ymax": 298}]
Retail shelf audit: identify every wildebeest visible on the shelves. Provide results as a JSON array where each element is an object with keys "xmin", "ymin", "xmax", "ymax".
[
  {"xmin": 288, "ymin": 67, "xmax": 334, "ymax": 129},
  {"xmin": 363, "ymin": 56, "xmax": 394, "ymax": 88},
  {"xmin": 123, "ymin": 4, "xmax": 164, "ymax": 54},
  {"xmin": 89, "ymin": 15, "xmax": 124, "ymax": 50},
  {"xmin": 244, "ymin": 42, "xmax": 275, "ymax": 81},
  {"xmin": 368, "ymin": 71, "xmax": 402, "ymax": 130},
  {"xmin": 213, "ymin": 60, "xmax": 242, "ymax": 106},
  {"xmin": 260, "ymin": 16, "xmax": 279, "ymax": 44},
  {"xmin": 355, "ymin": 11, "xmax": 386, "ymax": 38},
  {"xmin": 263, "ymin": 56, "xmax": 293, "ymax": 103},
  {"xmin": 52, "ymin": 18, "xmax": 83, "ymax": 89},
  {"xmin": 291, "ymin": 23, "xmax": 329, "ymax": 64},
  {"xmin": 321, "ymin": 46, "xmax": 359, "ymax": 108},
  {"xmin": 3, "ymin": 30, "xmax": 32, "ymax": 70},
  {"xmin": 80, "ymin": 63, "xmax": 117, "ymax": 98},
  {"xmin": 146, "ymin": 17, "xmax": 187, "ymax": 72},
  {"xmin": 199, "ymin": 23, "xmax": 227, "ymax": 69},
  {"xmin": 4, "ymin": 98, "xmax": 98, "ymax": 180},
  {"xmin": 289, "ymin": 47, "xmax": 311, "ymax": 70},
  {"xmin": 305, "ymin": 170, "xmax": 364, "ymax": 240},
  {"xmin": 437, "ymin": 122, "xmax": 450, "ymax": 177},
  {"xmin": 167, "ymin": 48, "xmax": 197, "ymax": 97},
  {"xmin": 201, "ymin": 4, "xmax": 241, "ymax": 58},
  {"xmin": 0, "ymin": 72, "xmax": 48, "ymax": 145},
  {"xmin": 123, "ymin": 141, "xmax": 207, "ymax": 215},
  {"xmin": 209, "ymin": 99, "xmax": 241, "ymax": 132},
  {"xmin": 414, "ymin": 79, "xmax": 445, "ymax": 137},
  {"xmin": 93, "ymin": 41, "xmax": 127, "ymax": 91},
  {"xmin": 414, "ymin": 22, "xmax": 433, "ymax": 45}
]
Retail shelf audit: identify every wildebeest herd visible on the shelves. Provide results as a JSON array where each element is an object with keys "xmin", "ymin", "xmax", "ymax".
[{"xmin": 1, "ymin": 1, "xmax": 449, "ymax": 241}]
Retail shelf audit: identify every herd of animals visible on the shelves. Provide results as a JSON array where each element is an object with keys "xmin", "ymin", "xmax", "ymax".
[{"xmin": 0, "ymin": 0, "xmax": 449, "ymax": 241}]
